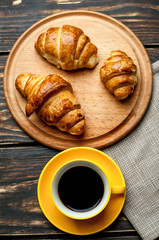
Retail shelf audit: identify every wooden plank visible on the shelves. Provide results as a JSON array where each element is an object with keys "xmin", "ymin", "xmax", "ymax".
[
  {"xmin": 0, "ymin": 237, "xmax": 141, "ymax": 240},
  {"xmin": 0, "ymin": 145, "xmax": 139, "ymax": 238},
  {"xmin": 146, "ymin": 48, "xmax": 159, "ymax": 63},
  {"xmin": 0, "ymin": 235, "xmax": 141, "ymax": 240},
  {"xmin": 0, "ymin": 0, "xmax": 159, "ymax": 51},
  {"xmin": 0, "ymin": 146, "xmax": 58, "ymax": 235}
]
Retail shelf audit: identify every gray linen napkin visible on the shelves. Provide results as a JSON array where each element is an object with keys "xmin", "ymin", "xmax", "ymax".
[{"xmin": 103, "ymin": 61, "xmax": 159, "ymax": 240}]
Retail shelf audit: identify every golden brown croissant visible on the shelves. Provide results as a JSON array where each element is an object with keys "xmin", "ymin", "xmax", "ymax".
[
  {"xmin": 100, "ymin": 50, "xmax": 138, "ymax": 100},
  {"xmin": 15, "ymin": 73, "xmax": 85, "ymax": 135},
  {"xmin": 35, "ymin": 25, "xmax": 98, "ymax": 70}
]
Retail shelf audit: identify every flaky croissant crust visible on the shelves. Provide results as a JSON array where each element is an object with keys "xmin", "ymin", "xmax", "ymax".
[
  {"xmin": 15, "ymin": 73, "xmax": 85, "ymax": 135},
  {"xmin": 35, "ymin": 25, "xmax": 98, "ymax": 70},
  {"xmin": 100, "ymin": 50, "xmax": 138, "ymax": 100}
]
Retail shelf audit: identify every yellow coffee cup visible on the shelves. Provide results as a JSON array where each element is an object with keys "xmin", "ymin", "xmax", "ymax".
[{"xmin": 50, "ymin": 147, "xmax": 126, "ymax": 220}]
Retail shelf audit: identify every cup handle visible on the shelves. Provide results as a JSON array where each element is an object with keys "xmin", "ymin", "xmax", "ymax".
[{"xmin": 111, "ymin": 185, "xmax": 126, "ymax": 194}]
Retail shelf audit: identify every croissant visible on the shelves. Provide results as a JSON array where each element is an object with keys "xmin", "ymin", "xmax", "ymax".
[
  {"xmin": 100, "ymin": 50, "xmax": 138, "ymax": 100},
  {"xmin": 15, "ymin": 73, "xmax": 85, "ymax": 135},
  {"xmin": 35, "ymin": 25, "xmax": 98, "ymax": 70}
]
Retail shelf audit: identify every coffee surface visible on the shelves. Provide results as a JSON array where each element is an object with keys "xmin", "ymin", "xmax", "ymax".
[{"xmin": 58, "ymin": 166, "xmax": 104, "ymax": 212}]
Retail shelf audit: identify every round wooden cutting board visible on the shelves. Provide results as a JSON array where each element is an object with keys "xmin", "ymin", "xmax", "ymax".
[{"xmin": 4, "ymin": 11, "xmax": 153, "ymax": 150}]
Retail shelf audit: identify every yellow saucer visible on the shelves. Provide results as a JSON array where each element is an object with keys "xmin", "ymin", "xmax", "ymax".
[{"xmin": 37, "ymin": 147, "xmax": 126, "ymax": 235}]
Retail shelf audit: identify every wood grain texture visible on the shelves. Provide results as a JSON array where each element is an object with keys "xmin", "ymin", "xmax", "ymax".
[
  {"xmin": 0, "ymin": 0, "xmax": 159, "ymax": 239},
  {"xmin": 3, "ymin": 11, "xmax": 153, "ymax": 150},
  {"xmin": 0, "ymin": 0, "xmax": 159, "ymax": 52}
]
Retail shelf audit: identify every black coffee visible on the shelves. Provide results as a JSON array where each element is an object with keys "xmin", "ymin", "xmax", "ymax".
[{"xmin": 58, "ymin": 166, "xmax": 104, "ymax": 212}]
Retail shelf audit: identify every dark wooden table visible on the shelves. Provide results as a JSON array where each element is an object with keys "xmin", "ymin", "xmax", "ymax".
[{"xmin": 0, "ymin": 1, "xmax": 159, "ymax": 239}]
